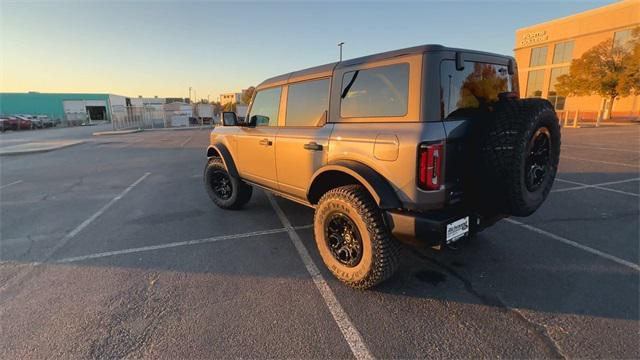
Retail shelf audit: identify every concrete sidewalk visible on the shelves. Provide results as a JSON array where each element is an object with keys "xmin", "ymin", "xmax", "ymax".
[
  {"xmin": 93, "ymin": 126, "xmax": 212, "ymax": 136},
  {"xmin": 0, "ymin": 140, "xmax": 85, "ymax": 156}
]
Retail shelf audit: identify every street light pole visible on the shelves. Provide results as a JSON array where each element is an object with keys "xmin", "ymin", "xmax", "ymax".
[
  {"xmin": 188, "ymin": 87, "xmax": 192, "ymax": 103},
  {"xmin": 338, "ymin": 42, "xmax": 344, "ymax": 62}
]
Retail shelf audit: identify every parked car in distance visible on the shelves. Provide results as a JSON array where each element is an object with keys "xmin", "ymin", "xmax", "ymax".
[
  {"xmin": 16, "ymin": 116, "xmax": 33, "ymax": 130},
  {"xmin": 16, "ymin": 115, "xmax": 40, "ymax": 129},
  {"xmin": 0, "ymin": 115, "xmax": 13, "ymax": 132},
  {"xmin": 37, "ymin": 115, "xmax": 55, "ymax": 128},
  {"xmin": 1, "ymin": 115, "xmax": 30, "ymax": 131}
]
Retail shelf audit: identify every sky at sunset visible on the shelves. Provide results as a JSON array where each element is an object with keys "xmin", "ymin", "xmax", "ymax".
[{"xmin": 1, "ymin": 0, "xmax": 616, "ymax": 101}]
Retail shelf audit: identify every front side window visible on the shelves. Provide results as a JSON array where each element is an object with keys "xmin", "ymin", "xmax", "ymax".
[
  {"xmin": 340, "ymin": 63, "xmax": 409, "ymax": 118},
  {"xmin": 440, "ymin": 60, "xmax": 512, "ymax": 119},
  {"xmin": 526, "ymin": 69, "xmax": 545, "ymax": 98},
  {"xmin": 529, "ymin": 46, "xmax": 548, "ymax": 67},
  {"xmin": 286, "ymin": 78, "xmax": 330, "ymax": 127},
  {"xmin": 547, "ymin": 66, "xmax": 569, "ymax": 110},
  {"xmin": 552, "ymin": 41, "xmax": 574, "ymax": 64},
  {"xmin": 248, "ymin": 87, "xmax": 281, "ymax": 126}
]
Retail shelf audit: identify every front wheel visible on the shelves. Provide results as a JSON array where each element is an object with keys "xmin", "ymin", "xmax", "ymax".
[
  {"xmin": 314, "ymin": 185, "xmax": 400, "ymax": 289},
  {"xmin": 204, "ymin": 158, "xmax": 252, "ymax": 209}
]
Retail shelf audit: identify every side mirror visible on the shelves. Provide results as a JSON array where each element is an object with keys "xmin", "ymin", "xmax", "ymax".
[{"xmin": 222, "ymin": 112, "xmax": 238, "ymax": 126}]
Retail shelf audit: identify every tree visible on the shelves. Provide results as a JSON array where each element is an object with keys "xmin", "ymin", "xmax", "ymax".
[
  {"xmin": 223, "ymin": 102, "xmax": 237, "ymax": 112},
  {"xmin": 556, "ymin": 29, "xmax": 639, "ymax": 120},
  {"xmin": 241, "ymin": 86, "xmax": 255, "ymax": 105}
]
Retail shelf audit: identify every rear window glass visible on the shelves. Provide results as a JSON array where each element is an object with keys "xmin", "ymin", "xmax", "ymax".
[
  {"xmin": 440, "ymin": 60, "xmax": 512, "ymax": 119},
  {"xmin": 340, "ymin": 63, "xmax": 409, "ymax": 118}
]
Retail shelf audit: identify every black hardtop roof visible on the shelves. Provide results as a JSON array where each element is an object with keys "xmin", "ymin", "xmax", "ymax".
[{"xmin": 257, "ymin": 44, "xmax": 512, "ymax": 88}]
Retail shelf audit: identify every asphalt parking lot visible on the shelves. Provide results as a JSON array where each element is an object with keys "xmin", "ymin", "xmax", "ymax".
[{"xmin": 1, "ymin": 125, "xmax": 638, "ymax": 359}]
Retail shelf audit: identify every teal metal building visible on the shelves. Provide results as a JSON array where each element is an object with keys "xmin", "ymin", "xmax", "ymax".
[{"xmin": 0, "ymin": 92, "xmax": 127, "ymax": 122}]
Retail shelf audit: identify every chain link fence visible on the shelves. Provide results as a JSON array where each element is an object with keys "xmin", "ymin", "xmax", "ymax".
[{"xmin": 111, "ymin": 105, "xmax": 215, "ymax": 130}]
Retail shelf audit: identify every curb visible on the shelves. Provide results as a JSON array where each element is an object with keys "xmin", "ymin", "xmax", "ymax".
[
  {"xmin": 0, "ymin": 140, "xmax": 85, "ymax": 156},
  {"xmin": 92, "ymin": 129, "xmax": 142, "ymax": 136},
  {"xmin": 92, "ymin": 127, "xmax": 213, "ymax": 136}
]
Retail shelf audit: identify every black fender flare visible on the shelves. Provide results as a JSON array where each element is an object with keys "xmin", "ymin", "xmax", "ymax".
[
  {"xmin": 307, "ymin": 160, "xmax": 402, "ymax": 209},
  {"xmin": 206, "ymin": 143, "xmax": 239, "ymax": 178}
]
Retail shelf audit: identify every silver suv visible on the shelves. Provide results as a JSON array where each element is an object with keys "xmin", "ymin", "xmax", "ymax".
[{"xmin": 204, "ymin": 44, "xmax": 561, "ymax": 289}]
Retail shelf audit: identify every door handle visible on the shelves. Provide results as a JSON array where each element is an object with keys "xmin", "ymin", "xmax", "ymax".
[
  {"xmin": 259, "ymin": 138, "xmax": 273, "ymax": 146},
  {"xmin": 303, "ymin": 142, "xmax": 323, "ymax": 151}
]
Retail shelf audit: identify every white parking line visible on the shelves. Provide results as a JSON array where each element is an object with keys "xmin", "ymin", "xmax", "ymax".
[
  {"xmin": 267, "ymin": 194, "xmax": 373, "ymax": 360},
  {"xmin": 180, "ymin": 136, "xmax": 193, "ymax": 147},
  {"xmin": 0, "ymin": 172, "xmax": 151, "ymax": 293},
  {"xmin": 0, "ymin": 180, "xmax": 23, "ymax": 189},
  {"xmin": 562, "ymin": 144, "xmax": 640, "ymax": 154},
  {"xmin": 55, "ymin": 225, "xmax": 312, "ymax": 263},
  {"xmin": 553, "ymin": 177, "xmax": 639, "ymax": 197},
  {"xmin": 561, "ymin": 155, "xmax": 639, "ymax": 169},
  {"xmin": 505, "ymin": 218, "xmax": 640, "ymax": 272}
]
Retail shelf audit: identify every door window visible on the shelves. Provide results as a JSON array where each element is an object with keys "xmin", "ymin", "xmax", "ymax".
[
  {"xmin": 248, "ymin": 87, "xmax": 281, "ymax": 126},
  {"xmin": 285, "ymin": 78, "xmax": 330, "ymax": 127}
]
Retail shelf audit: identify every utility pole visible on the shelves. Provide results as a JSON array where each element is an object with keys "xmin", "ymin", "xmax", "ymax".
[
  {"xmin": 188, "ymin": 87, "xmax": 192, "ymax": 103},
  {"xmin": 338, "ymin": 42, "xmax": 345, "ymax": 61}
]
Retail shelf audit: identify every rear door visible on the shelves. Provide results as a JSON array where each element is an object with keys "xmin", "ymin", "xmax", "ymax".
[
  {"xmin": 275, "ymin": 78, "xmax": 333, "ymax": 199},
  {"xmin": 235, "ymin": 86, "xmax": 281, "ymax": 189}
]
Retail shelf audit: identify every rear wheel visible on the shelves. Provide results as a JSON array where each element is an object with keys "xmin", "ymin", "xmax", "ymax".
[
  {"xmin": 204, "ymin": 158, "xmax": 252, "ymax": 209},
  {"xmin": 314, "ymin": 185, "xmax": 399, "ymax": 289}
]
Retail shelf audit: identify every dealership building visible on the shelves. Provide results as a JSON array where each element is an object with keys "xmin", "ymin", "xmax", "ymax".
[
  {"xmin": 0, "ymin": 92, "xmax": 129, "ymax": 122},
  {"xmin": 514, "ymin": 0, "xmax": 639, "ymax": 119}
]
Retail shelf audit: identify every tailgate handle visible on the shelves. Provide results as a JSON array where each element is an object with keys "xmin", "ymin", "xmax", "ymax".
[
  {"xmin": 259, "ymin": 138, "xmax": 272, "ymax": 146},
  {"xmin": 304, "ymin": 142, "xmax": 323, "ymax": 151}
]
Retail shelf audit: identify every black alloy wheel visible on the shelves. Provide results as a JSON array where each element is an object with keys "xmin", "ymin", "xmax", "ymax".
[
  {"xmin": 525, "ymin": 127, "xmax": 551, "ymax": 192},
  {"xmin": 324, "ymin": 212, "xmax": 363, "ymax": 267},
  {"xmin": 210, "ymin": 170, "xmax": 233, "ymax": 200}
]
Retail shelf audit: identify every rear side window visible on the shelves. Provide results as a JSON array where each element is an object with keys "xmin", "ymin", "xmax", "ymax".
[
  {"xmin": 440, "ymin": 60, "xmax": 512, "ymax": 119},
  {"xmin": 248, "ymin": 87, "xmax": 281, "ymax": 126},
  {"xmin": 340, "ymin": 63, "xmax": 409, "ymax": 118},
  {"xmin": 286, "ymin": 78, "xmax": 330, "ymax": 127}
]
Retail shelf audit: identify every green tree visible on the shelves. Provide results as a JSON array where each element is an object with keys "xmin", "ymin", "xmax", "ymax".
[
  {"xmin": 241, "ymin": 86, "xmax": 255, "ymax": 105},
  {"xmin": 223, "ymin": 102, "xmax": 237, "ymax": 112},
  {"xmin": 556, "ymin": 29, "xmax": 639, "ymax": 120}
]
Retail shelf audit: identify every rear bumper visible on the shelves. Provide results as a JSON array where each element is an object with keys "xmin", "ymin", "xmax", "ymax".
[{"xmin": 385, "ymin": 209, "xmax": 502, "ymax": 247}]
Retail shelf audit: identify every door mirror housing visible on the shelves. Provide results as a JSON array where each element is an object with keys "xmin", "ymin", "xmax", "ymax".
[{"xmin": 222, "ymin": 112, "xmax": 238, "ymax": 126}]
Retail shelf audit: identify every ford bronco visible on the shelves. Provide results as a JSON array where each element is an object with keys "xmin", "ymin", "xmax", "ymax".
[{"xmin": 204, "ymin": 44, "xmax": 561, "ymax": 289}]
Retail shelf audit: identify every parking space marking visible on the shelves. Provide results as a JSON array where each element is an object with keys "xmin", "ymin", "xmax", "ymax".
[
  {"xmin": 0, "ymin": 180, "xmax": 23, "ymax": 189},
  {"xmin": 0, "ymin": 172, "xmax": 151, "ymax": 293},
  {"xmin": 267, "ymin": 194, "xmax": 373, "ymax": 360},
  {"xmin": 560, "ymin": 155, "xmax": 639, "ymax": 169},
  {"xmin": 553, "ymin": 177, "xmax": 639, "ymax": 197},
  {"xmin": 55, "ymin": 225, "xmax": 312, "ymax": 263},
  {"xmin": 505, "ymin": 218, "xmax": 640, "ymax": 272},
  {"xmin": 180, "ymin": 136, "xmax": 193, "ymax": 147},
  {"xmin": 563, "ymin": 143, "xmax": 640, "ymax": 154}
]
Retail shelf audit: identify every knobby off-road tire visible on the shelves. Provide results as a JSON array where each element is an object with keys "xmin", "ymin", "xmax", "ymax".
[
  {"xmin": 314, "ymin": 185, "xmax": 400, "ymax": 289},
  {"xmin": 478, "ymin": 98, "xmax": 561, "ymax": 216},
  {"xmin": 204, "ymin": 158, "xmax": 252, "ymax": 210}
]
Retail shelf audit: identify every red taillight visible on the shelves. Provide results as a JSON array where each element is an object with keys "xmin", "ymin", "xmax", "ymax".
[{"xmin": 418, "ymin": 143, "xmax": 443, "ymax": 190}]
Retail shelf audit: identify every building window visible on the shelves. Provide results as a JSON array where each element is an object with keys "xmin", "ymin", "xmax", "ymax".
[
  {"xmin": 552, "ymin": 41, "xmax": 574, "ymax": 64},
  {"xmin": 614, "ymin": 29, "xmax": 633, "ymax": 51},
  {"xmin": 285, "ymin": 78, "xmax": 330, "ymax": 127},
  {"xmin": 340, "ymin": 63, "xmax": 409, "ymax": 118},
  {"xmin": 547, "ymin": 66, "xmax": 569, "ymax": 110},
  {"xmin": 529, "ymin": 46, "xmax": 548, "ymax": 67},
  {"xmin": 526, "ymin": 69, "xmax": 545, "ymax": 98}
]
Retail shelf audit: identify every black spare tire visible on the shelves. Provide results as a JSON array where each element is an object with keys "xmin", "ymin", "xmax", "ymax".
[{"xmin": 477, "ymin": 98, "xmax": 561, "ymax": 217}]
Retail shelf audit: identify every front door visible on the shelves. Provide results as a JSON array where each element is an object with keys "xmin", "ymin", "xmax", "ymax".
[
  {"xmin": 275, "ymin": 78, "xmax": 332, "ymax": 199},
  {"xmin": 236, "ymin": 87, "xmax": 282, "ymax": 189}
]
